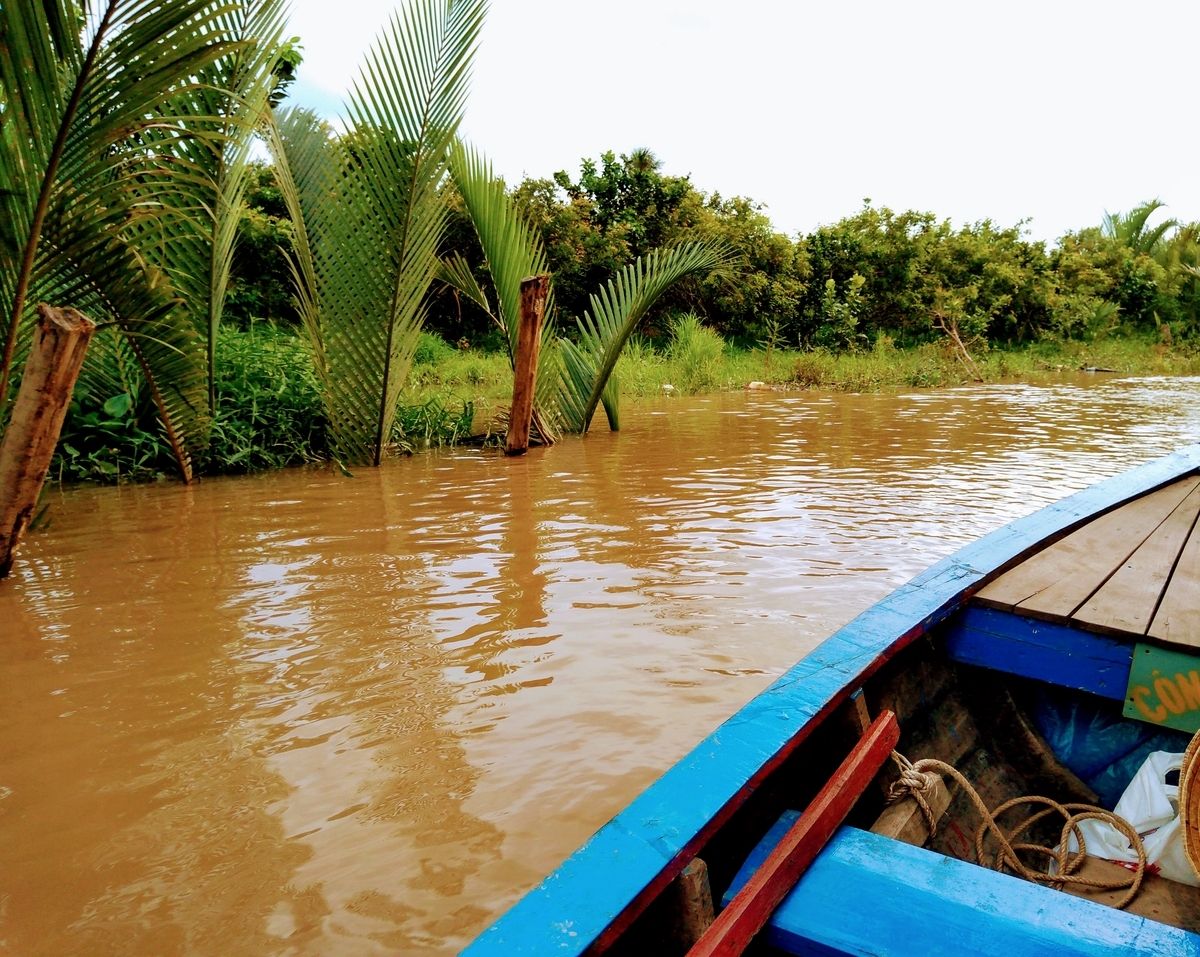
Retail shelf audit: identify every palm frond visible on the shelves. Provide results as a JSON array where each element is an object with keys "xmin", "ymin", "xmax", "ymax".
[
  {"xmin": 437, "ymin": 250, "xmax": 493, "ymax": 323},
  {"xmin": 261, "ymin": 105, "xmax": 331, "ymax": 379},
  {"xmin": 204, "ymin": 1, "xmax": 290, "ymax": 413},
  {"xmin": 1103, "ymin": 199, "xmax": 1178, "ymax": 257},
  {"xmin": 75, "ymin": 322, "xmax": 149, "ymax": 418},
  {"xmin": 1142, "ymin": 220, "xmax": 1179, "ymax": 259},
  {"xmin": 141, "ymin": 0, "xmax": 288, "ymax": 423},
  {"xmin": 270, "ymin": 0, "xmax": 486, "ymax": 465},
  {"xmin": 558, "ymin": 242, "xmax": 733, "ymax": 433},
  {"xmin": 448, "ymin": 142, "xmax": 553, "ymax": 353},
  {"xmin": 0, "ymin": 0, "xmax": 240, "ymax": 478}
]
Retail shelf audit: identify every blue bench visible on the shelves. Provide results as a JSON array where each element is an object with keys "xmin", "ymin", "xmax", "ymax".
[{"xmin": 723, "ymin": 816, "xmax": 1200, "ymax": 956}]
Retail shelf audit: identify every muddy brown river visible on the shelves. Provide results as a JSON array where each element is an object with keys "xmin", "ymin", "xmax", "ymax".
[{"xmin": 3, "ymin": 378, "xmax": 1200, "ymax": 955}]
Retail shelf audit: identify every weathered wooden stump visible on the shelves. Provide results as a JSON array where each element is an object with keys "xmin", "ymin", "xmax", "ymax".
[
  {"xmin": 670, "ymin": 857, "xmax": 715, "ymax": 949},
  {"xmin": 0, "ymin": 304, "xmax": 95, "ymax": 577},
  {"xmin": 504, "ymin": 274, "xmax": 550, "ymax": 456}
]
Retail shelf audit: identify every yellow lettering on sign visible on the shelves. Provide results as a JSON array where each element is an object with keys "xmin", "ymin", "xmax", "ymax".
[
  {"xmin": 1156, "ymin": 678, "xmax": 1186, "ymax": 716},
  {"xmin": 1177, "ymin": 671, "xmax": 1200, "ymax": 710},
  {"xmin": 1132, "ymin": 685, "xmax": 1168, "ymax": 723}
]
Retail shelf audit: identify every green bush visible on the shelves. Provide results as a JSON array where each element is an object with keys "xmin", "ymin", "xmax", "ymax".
[
  {"xmin": 393, "ymin": 395, "xmax": 476, "ymax": 449},
  {"xmin": 54, "ymin": 329, "xmax": 177, "ymax": 482},
  {"xmin": 413, "ymin": 331, "xmax": 456, "ymax": 365},
  {"xmin": 51, "ymin": 324, "xmax": 502, "ymax": 484},
  {"xmin": 234, "ymin": 143, "xmax": 1200, "ymax": 351},
  {"xmin": 668, "ymin": 313, "xmax": 726, "ymax": 393},
  {"xmin": 53, "ymin": 325, "xmax": 327, "ymax": 482},
  {"xmin": 207, "ymin": 324, "xmax": 328, "ymax": 472},
  {"xmin": 54, "ymin": 391, "xmax": 174, "ymax": 483}
]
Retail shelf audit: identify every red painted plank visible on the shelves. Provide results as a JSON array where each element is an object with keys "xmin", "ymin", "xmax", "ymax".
[{"xmin": 687, "ymin": 711, "xmax": 900, "ymax": 957}]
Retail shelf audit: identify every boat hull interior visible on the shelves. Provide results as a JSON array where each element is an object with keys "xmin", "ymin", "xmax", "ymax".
[{"xmin": 605, "ymin": 611, "xmax": 1200, "ymax": 956}]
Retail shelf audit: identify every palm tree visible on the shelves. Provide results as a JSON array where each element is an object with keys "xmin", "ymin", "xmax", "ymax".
[
  {"xmin": 625, "ymin": 147, "xmax": 659, "ymax": 175},
  {"xmin": 0, "ymin": 0, "xmax": 242, "ymax": 480},
  {"xmin": 444, "ymin": 141, "xmax": 560, "ymax": 437},
  {"xmin": 1102, "ymin": 200, "xmax": 1178, "ymax": 257},
  {"xmin": 267, "ymin": 0, "xmax": 487, "ymax": 466},
  {"xmin": 558, "ymin": 243, "xmax": 733, "ymax": 432},
  {"xmin": 439, "ymin": 146, "xmax": 733, "ymax": 436}
]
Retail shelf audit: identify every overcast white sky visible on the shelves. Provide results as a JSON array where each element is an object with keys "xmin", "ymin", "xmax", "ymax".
[{"xmin": 286, "ymin": 0, "xmax": 1199, "ymax": 244}]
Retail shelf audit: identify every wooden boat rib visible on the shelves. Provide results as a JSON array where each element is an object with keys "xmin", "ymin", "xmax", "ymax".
[{"xmin": 464, "ymin": 446, "xmax": 1200, "ymax": 956}]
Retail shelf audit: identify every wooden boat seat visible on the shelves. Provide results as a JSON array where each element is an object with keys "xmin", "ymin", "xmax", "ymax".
[
  {"xmin": 723, "ymin": 820, "xmax": 1200, "ymax": 956},
  {"xmin": 1062, "ymin": 854, "xmax": 1200, "ymax": 932}
]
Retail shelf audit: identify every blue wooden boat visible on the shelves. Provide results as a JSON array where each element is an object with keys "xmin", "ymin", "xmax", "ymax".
[{"xmin": 465, "ymin": 446, "xmax": 1200, "ymax": 956}]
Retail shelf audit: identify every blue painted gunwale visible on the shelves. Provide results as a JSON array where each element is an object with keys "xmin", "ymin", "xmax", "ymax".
[
  {"xmin": 464, "ymin": 446, "xmax": 1200, "ymax": 956},
  {"xmin": 725, "ymin": 822, "xmax": 1200, "ymax": 957}
]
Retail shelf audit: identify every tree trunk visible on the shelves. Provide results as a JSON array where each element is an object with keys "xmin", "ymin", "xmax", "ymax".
[
  {"xmin": 0, "ymin": 305, "xmax": 95, "ymax": 577},
  {"xmin": 933, "ymin": 311, "xmax": 983, "ymax": 382},
  {"xmin": 505, "ymin": 274, "xmax": 550, "ymax": 456}
]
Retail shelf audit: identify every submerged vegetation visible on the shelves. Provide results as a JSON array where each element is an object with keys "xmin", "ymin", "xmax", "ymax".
[
  {"xmin": 4, "ymin": 1, "xmax": 1200, "ymax": 487},
  {"xmin": 56, "ymin": 324, "xmax": 483, "ymax": 483}
]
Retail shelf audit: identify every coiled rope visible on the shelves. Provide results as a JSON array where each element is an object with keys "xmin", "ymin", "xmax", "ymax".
[{"xmin": 888, "ymin": 752, "xmax": 1147, "ymax": 908}]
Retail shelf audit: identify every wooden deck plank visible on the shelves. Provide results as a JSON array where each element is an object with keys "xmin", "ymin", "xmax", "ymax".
[
  {"xmin": 972, "ymin": 477, "xmax": 1199, "ymax": 623},
  {"xmin": 1150, "ymin": 507, "xmax": 1200, "ymax": 647},
  {"xmin": 1073, "ymin": 482, "xmax": 1200, "ymax": 637}
]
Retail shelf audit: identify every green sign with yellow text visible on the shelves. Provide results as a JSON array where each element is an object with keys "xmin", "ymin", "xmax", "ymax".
[{"xmin": 1124, "ymin": 643, "xmax": 1200, "ymax": 734}]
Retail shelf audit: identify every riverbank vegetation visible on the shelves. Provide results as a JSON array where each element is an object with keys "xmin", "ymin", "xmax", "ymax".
[
  {"xmin": 6, "ymin": 1, "xmax": 1200, "ymax": 487},
  {"xmin": 53, "ymin": 325, "xmax": 1197, "ymax": 485},
  {"xmin": 390, "ymin": 329, "xmax": 1200, "ymax": 405}
]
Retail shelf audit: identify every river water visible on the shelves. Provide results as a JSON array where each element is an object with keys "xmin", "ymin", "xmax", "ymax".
[{"xmin": 3, "ymin": 377, "xmax": 1200, "ymax": 955}]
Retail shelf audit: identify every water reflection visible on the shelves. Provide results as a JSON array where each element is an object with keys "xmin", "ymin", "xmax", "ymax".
[{"xmin": 2, "ymin": 376, "xmax": 1200, "ymax": 955}]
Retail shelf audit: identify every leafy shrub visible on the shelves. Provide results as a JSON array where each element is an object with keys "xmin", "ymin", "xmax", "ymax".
[
  {"xmin": 51, "ymin": 324, "xmax": 501, "ymax": 483},
  {"xmin": 54, "ymin": 329, "xmax": 176, "ymax": 482},
  {"xmin": 413, "ymin": 331, "xmax": 456, "ymax": 365},
  {"xmin": 54, "ymin": 390, "xmax": 174, "ymax": 482},
  {"xmin": 814, "ymin": 274, "xmax": 868, "ymax": 351},
  {"xmin": 668, "ymin": 313, "xmax": 725, "ymax": 393},
  {"xmin": 53, "ymin": 325, "xmax": 328, "ymax": 482},
  {"xmin": 393, "ymin": 395, "xmax": 475, "ymax": 449},
  {"xmin": 207, "ymin": 324, "xmax": 328, "ymax": 472}
]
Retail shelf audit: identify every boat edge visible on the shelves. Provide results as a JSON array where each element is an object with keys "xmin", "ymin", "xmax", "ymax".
[{"xmin": 463, "ymin": 445, "xmax": 1200, "ymax": 956}]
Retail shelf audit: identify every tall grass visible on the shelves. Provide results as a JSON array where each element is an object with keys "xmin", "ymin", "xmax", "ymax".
[
  {"xmin": 394, "ymin": 396, "xmax": 476, "ymax": 450},
  {"xmin": 667, "ymin": 312, "xmax": 725, "ymax": 392},
  {"xmin": 614, "ymin": 329, "xmax": 1200, "ymax": 399},
  {"xmin": 207, "ymin": 324, "xmax": 328, "ymax": 472},
  {"xmin": 787, "ymin": 338, "xmax": 1200, "ymax": 391}
]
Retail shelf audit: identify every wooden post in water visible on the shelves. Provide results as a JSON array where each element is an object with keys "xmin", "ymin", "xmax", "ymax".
[
  {"xmin": 504, "ymin": 274, "xmax": 550, "ymax": 457},
  {"xmin": 0, "ymin": 305, "xmax": 95, "ymax": 578}
]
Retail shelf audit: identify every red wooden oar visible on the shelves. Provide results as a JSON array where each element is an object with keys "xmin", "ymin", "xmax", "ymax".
[{"xmin": 687, "ymin": 710, "xmax": 900, "ymax": 957}]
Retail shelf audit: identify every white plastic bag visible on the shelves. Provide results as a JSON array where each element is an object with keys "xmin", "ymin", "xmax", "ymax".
[{"xmin": 1070, "ymin": 750, "xmax": 1198, "ymax": 886}]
